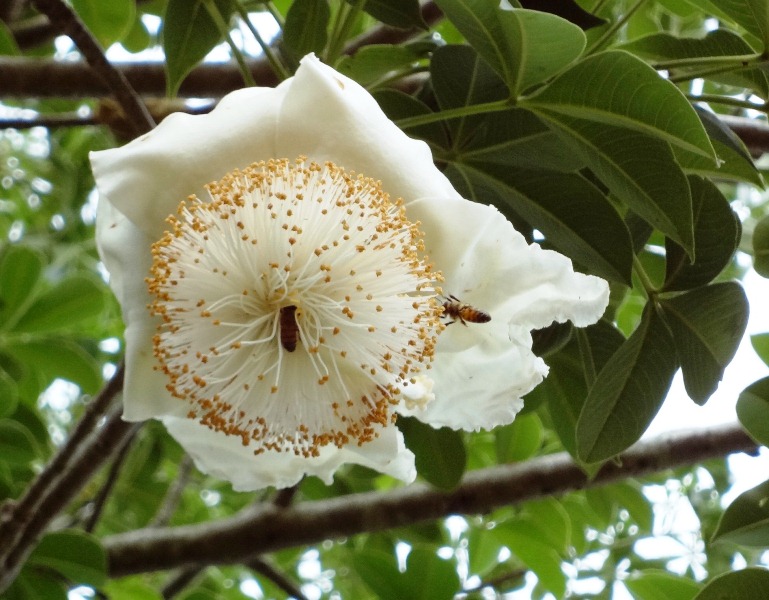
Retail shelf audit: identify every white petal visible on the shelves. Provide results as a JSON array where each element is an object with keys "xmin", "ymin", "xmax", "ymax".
[
  {"xmin": 90, "ymin": 84, "xmax": 289, "ymax": 240},
  {"xmin": 163, "ymin": 416, "xmax": 416, "ymax": 491},
  {"xmin": 403, "ymin": 197, "xmax": 609, "ymax": 430},
  {"xmin": 276, "ymin": 55, "xmax": 462, "ymax": 202},
  {"xmin": 96, "ymin": 199, "xmax": 183, "ymax": 419}
]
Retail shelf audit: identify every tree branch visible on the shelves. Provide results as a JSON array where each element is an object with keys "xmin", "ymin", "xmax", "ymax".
[
  {"xmin": 30, "ymin": 0, "xmax": 155, "ymax": 136},
  {"xmin": 105, "ymin": 421, "xmax": 757, "ymax": 577},
  {"xmin": 0, "ymin": 364, "xmax": 139, "ymax": 593}
]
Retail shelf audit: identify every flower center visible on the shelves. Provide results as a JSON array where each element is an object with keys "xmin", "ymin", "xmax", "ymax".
[{"xmin": 147, "ymin": 158, "xmax": 443, "ymax": 457}]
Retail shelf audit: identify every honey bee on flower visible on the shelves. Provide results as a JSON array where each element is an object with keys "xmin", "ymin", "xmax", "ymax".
[{"xmin": 441, "ymin": 295, "xmax": 491, "ymax": 326}]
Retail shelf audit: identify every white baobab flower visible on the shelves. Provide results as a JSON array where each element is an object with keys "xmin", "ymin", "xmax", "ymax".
[{"xmin": 91, "ymin": 54, "xmax": 609, "ymax": 491}]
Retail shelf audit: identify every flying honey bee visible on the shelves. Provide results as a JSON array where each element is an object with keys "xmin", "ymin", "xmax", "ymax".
[
  {"xmin": 279, "ymin": 305, "xmax": 301, "ymax": 352},
  {"xmin": 441, "ymin": 295, "xmax": 491, "ymax": 326}
]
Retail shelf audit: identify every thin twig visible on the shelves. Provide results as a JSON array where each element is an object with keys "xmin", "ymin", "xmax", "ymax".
[
  {"xmin": 104, "ymin": 422, "xmax": 758, "ymax": 577},
  {"xmin": 150, "ymin": 455, "xmax": 195, "ymax": 528},
  {"xmin": 84, "ymin": 425, "xmax": 141, "ymax": 533},
  {"xmin": 161, "ymin": 565, "xmax": 205, "ymax": 599},
  {"xmin": 30, "ymin": 0, "xmax": 155, "ymax": 136},
  {"xmin": 249, "ymin": 557, "xmax": 308, "ymax": 600}
]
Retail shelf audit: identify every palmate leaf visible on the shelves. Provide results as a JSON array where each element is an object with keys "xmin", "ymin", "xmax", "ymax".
[
  {"xmin": 544, "ymin": 115, "xmax": 694, "ymax": 256},
  {"xmin": 430, "ymin": 45, "xmax": 585, "ymax": 172},
  {"xmin": 625, "ymin": 570, "xmax": 701, "ymax": 600},
  {"xmin": 447, "ymin": 162, "xmax": 632, "ymax": 284},
  {"xmin": 660, "ymin": 282, "xmax": 748, "ymax": 404},
  {"xmin": 522, "ymin": 50, "xmax": 716, "ymax": 160},
  {"xmin": 433, "ymin": 0, "xmax": 585, "ymax": 95},
  {"xmin": 576, "ymin": 303, "xmax": 678, "ymax": 463},
  {"xmin": 664, "ymin": 177, "xmax": 741, "ymax": 292}
]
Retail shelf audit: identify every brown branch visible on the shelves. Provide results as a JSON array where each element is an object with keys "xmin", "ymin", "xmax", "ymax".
[
  {"xmin": 30, "ymin": 0, "xmax": 155, "ymax": 136},
  {"xmin": 717, "ymin": 114, "xmax": 769, "ymax": 157},
  {"xmin": 0, "ymin": 57, "xmax": 279, "ymax": 98},
  {"xmin": 104, "ymin": 422, "xmax": 758, "ymax": 577}
]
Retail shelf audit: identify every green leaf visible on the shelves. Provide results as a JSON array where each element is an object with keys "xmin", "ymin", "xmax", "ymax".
[
  {"xmin": 664, "ymin": 178, "xmax": 740, "ymax": 291},
  {"xmin": 6, "ymin": 339, "xmax": 103, "ymax": 394},
  {"xmin": 493, "ymin": 520, "xmax": 566, "ymax": 597},
  {"xmin": 284, "ymin": 0, "xmax": 330, "ymax": 59},
  {"xmin": 660, "ymin": 282, "xmax": 748, "ymax": 404},
  {"xmin": 398, "ymin": 417, "xmax": 466, "ymax": 489},
  {"xmin": 446, "ymin": 164, "xmax": 632, "ymax": 284},
  {"xmin": 619, "ymin": 28, "xmax": 761, "ymax": 67},
  {"xmin": 0, "ymin": 21, "xmax": 20, "ymax": 55},
  {"xmin": 401, "ymin": 546, "xmax": 460, "ymax": 600},
  {"xmin": 495, "ymin": 412, "xmax": 543, "ymax": 462},
  {"xmin": 353, "ymin": 548, "xmax": 412, "ymax": 600},
  {"xmin": 544, "ymin": 115, "xmax": 694, "ymax": 255},
  {"xmin": 163, "ymin": 0, "xmax": 232, "ymax": 97},
  {"xmin": 28, "ymin": 530, "xmax": 107, "ymax": 587},
  {"xmin": 523, "ymin": 50, "xmax": 716, "ymax": 159},
  {"xmin": 753, "ymin": 215, "xmax": 769, "ymax": 278},
  {"xmin": 434, "ymin": 1, "xmax": 585, "ymax": 94},
  {"xmin": 519, "ymin": 0, "xmax": 605, "ymax": 29},
  {"xmin": 72, "ymin": 0, "xmax": 135, "ymax": 48},
  {"xmin": 675, "ymin": 138, "xmax": 764, "ymax": 188},
  {"xmin": 337, "ymin": 45, "xmax": 426, "ymax": 87},
  {"xmin": 576, "ymin": 303, "xmax": 678, "ymax": 463},
  {"xmin": 736, "ymin": 376, "xmax": 769, "ymax": 446},
  {"xmin": 0, "ymin": 419, "xmax": 41, "ymax": 465},
  {"xmin": 352, "ymin": 0, "xmax": 427, "ymax": 30},
  {"xmin": 752, "ymin": 333, "xmax": 769, "ymax": 367},
  {"xmin": 122, "ymin": 12, "xmax": 153, "ymax": 54},
  {"xmin": 376, "ymin": 89, "xmax": 450, "ymax": 148},
  {"xmin": 0, "ymin": 368, "xmax": 19, "ymax": 418},
  {"xmin": 712, "ymin": 478, "xmax": 769, "ymax": 546},
  {"xmin": 5, "ymin": 567, "xmax": 67, "ymax": 600},
  {"xmin": 694, "ymin": 569, "xmax": 769, "ymax": 599},
  {"xmin": 537, "ymin": 321, "xmax": 624, "ymax": 462},
  {"xmin": 430, "ymin": 45, "xmax": 585, "ymax": 172},
  {"xmin": 625, "ymin": 570, "xmax": 701, "ymax": 600},
  {"xmin": 11, "ymin": 274, "xmax": 105, "ymax": 333},
  {"xmin": 0, "ymin": 245, "xmax": 44, "ymax": 329},
  {"xmin": 709, "ymin": 1, "xmax": 769, "ymax": 49},
  {"xmin": 522, "ymin": 498, "xmax": 571, "ymax": 555}
]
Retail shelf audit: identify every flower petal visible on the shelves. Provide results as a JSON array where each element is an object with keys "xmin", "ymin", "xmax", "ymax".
[
  {"xmin": 90, "ymin": 84, "xmax": 289, "ymax": 240},
  {"xmin": 96, "ymin": 199, "xmax": 183, "ymax": 419},
  {"xmin": 275, "ymin": 55, "xmax": 462, "ymax": 203},
  {"xmin": 403, "ymin": 197, "xmax": 609, "ymax": 430},
  {"xmin": 163, "ymin": 416, "xmax": 416, "ymax": 491}
]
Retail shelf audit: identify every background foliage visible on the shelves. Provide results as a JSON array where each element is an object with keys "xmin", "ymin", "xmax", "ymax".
[{"xmin": 2, "ymin": 0, "xmax": 769, "ymax": 598}]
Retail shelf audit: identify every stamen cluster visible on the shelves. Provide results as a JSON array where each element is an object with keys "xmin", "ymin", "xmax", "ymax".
[{"xmin": 147, "ymin": 158, "xmax": 443, "ymax": 457}]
